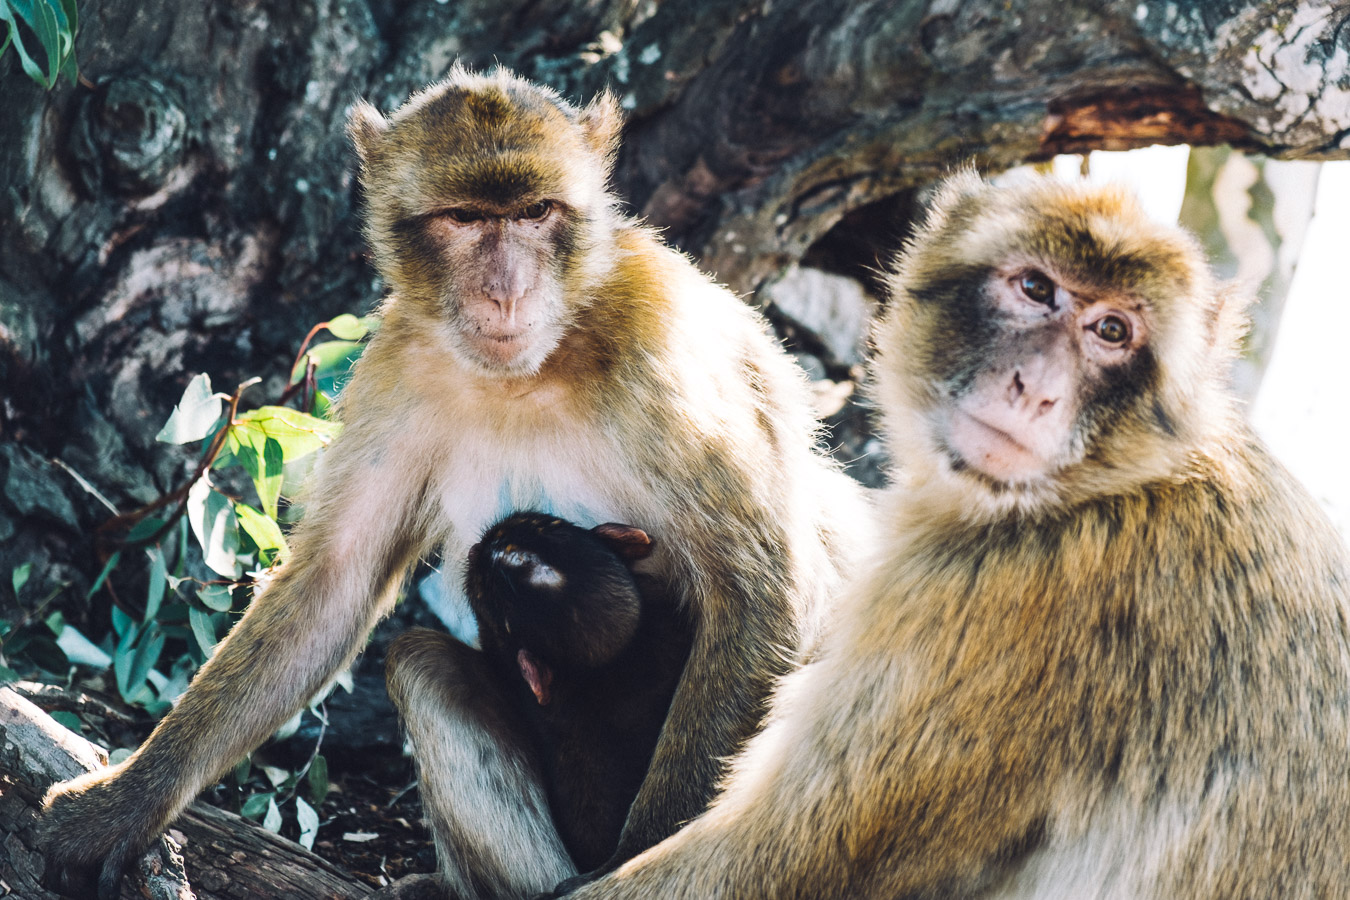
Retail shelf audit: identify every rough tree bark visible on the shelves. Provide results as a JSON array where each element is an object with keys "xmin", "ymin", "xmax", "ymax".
[
  {"xmin": 1, "ymin": 686, "xmax": 371, "ymax": 899},
  {"xmin": 1, "ymin": 0, "xmax": 1347, "ymax": 892}
]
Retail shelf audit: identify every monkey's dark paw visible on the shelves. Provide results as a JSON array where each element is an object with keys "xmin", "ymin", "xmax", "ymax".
[
  {"xmin": 40, "ymin": 772, "xmax": 148, "ymax": 900},
  {"xmin": 39, "ymin": 840, "xmax": 133, "ymax": 900}
]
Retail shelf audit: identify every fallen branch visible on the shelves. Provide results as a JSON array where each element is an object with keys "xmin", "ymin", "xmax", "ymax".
[{"xmin": 0, "ymin": 688, "xmax": 373, "ymax": 900}]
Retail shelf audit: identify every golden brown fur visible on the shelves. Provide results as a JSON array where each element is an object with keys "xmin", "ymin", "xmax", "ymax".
[
  {"xmin": 563, "ymin": 174, "xmax": 1350, "ymax": 899},
  {"xmin": 41, "ymin": 68, "xmax": 867, "ymax": 900}
]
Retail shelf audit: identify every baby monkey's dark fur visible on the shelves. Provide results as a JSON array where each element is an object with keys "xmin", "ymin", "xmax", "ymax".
[{"xmin": 463, "ymin": 511, "xmax": 693, "ymax": 872}]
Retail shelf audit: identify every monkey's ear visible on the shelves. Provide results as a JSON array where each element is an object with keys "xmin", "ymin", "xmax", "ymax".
[
  {"xmin": 348, "ymin": 100, "xmax": 389, "ymax": 161},
  {"xmin": 922, "ymin": 167, "xmax": 986, "ymax": 223},
  {"xmin": 578, "ymin": 91, "xmax": 623, "ymax": 168},
  {"xmin": 593, "ymin": 523, "xmax": 654, "ymax": 561}
]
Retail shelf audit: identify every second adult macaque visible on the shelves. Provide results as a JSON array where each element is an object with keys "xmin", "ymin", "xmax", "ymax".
[
  {"xmin": 559, "ymin": 175, "xmax": 1350, "ymax": 899},
  {"xmin": 391, "ymin": 511, "xmax": 692, "ymax": 873},
  {"xmin": 41, "ymin": 67, "xmax": 866, "ymax": 900}
]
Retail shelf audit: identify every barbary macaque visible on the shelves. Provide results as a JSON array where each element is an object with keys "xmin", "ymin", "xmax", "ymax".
[
  {"xmin": 391, "ymin": 511, "xmax": 693, "ymax": 873},
  {"xmin": 558, "ymin": 174, "xmax": 1350, "ymax": 899},
  {"xmin": 41, "ymin": 67, "xmax": 866, "ymax": 900}
]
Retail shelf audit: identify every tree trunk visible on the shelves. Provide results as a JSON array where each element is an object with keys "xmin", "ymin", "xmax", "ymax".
[{"xmin": 0, "ymin": 687, "xmax": 372, "ymax": 900}]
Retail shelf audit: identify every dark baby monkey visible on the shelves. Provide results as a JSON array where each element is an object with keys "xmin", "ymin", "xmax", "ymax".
[
  {"xmin": 448, "ymin": 511, "xmax": 694, "ymax": 872},
  {"xmin": 559, "ymin": 174, "xmax": 1350, "ymax": 899}
]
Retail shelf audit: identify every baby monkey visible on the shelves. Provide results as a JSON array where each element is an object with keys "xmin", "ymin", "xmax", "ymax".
[{"xmin": 457, "ymin": 511, "xmax": 693, "ymax": 872}]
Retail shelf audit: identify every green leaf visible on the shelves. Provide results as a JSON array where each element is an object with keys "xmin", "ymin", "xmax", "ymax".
[
  {"xmin": 263, "ymin": 797, "xmax": 283, "ymax": 833},
  {"xmin": 236, "ymin": 502, "xmax": 288, "ymax": 562},
  {"xmin": 187, "ymin": 477, "xmax": 240, "ymax": 578},
  {"xmin": 157, "ymin": 373, "xmax": 223, "ymax": 445},
  {"xmin": 125, "ymin": 516, "xmax": 167, "ymax": 544},
  {"xmin": 55, "ymin": 623, "xmax": 112, "ymax": 669},
  {"xmin": 24, "ymin": 633, "xmax": 69, "ymax": 674},
  {"xmin": 86, "ymin": 551, "xmax": 121, "ymax": 599},
  {"xmin": 295, "ymin": 795, "xmax": 320, "ymax": 850},
  {"xmin": 232, "ymin": 437, "xmax": 286, "ymax": 519},
  {"xmin": 241, "ymin": 791, "xmax": 275, "ymax": 821},
  {"xmin": 50, "ymin": 710, "xmax": 80, "ymax": 732},
  {"xmin": 12, "ymin": 562, "xmax": 32, "ymax": 597},
  {"xmin": 0, "ymin": 665, "xmax": 18, "ymax": 684},
  {"xmin": 297, "ymin": 339, "xmax": 363, "ymax": 384},
  {"xmin": 144, "ymin": 546, "xmax": 168, "ymax": 623},
  {"xmin": 325, "ymin": 314, "xmax": 368, "ymax": 341},
  {"xmin": 196, "ymin": 583, "xmax": 233, "ymax": 612},
  {"xmin": 307, "ymin": 755, "xmax": 329, "ymax": 806},
  {"xmin": 109, "ymin": 748, "xmax": 133, "ymax": 765},
  {"xmin": 115, "ymin": 627, "xmax": 164, "ymax": 703},
  {"xmin": 0, "ymin": 1, "xmax": 50, "ymax": 86},
  {"xmin": 110, "ymin": 602, "xmax": 135, "ymax": 640},
  {"xmin": 230, "ymin": 406, "xmax": 340, "ymax": 465},
  {"xmin": 188, "ymin": 606, "xmax": 218, "ymax": 657}
]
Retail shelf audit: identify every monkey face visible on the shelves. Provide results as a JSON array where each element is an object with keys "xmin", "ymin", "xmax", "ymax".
[
  {"xmin": 935, "ymin": 264, "xmax": 1153, "ymax": 485},
  {"xmin": 876, "ymin": 173, "xmax": 1243, "ymax": 512},
  {"xmin": 348, "ymin": 68, "xmax": 622, "ymax": 376},
  {"xmin": 465, "ymin": 512, "xmax": 644, "ymax": 670}
]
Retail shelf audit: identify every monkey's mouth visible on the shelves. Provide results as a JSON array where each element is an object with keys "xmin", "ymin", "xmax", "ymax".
[{"xmin": 946, "ymin": 410, "xmax": 1049, "ymax": 484}]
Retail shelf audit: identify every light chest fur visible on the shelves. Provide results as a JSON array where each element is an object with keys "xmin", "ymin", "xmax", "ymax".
[{"xmin": 395, "ymin": 353, "xmax": 651, "ymax": 632}]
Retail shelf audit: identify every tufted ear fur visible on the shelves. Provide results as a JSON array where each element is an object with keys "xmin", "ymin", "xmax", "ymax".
[
  {"xmin": 578, "ymin": 91, "xmax": 623, "ymax": 172},
  {"xmin": 347, "ymin": 99, "xmax": 389, "ymax": 162}
]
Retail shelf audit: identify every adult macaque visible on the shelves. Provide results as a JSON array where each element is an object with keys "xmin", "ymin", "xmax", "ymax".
[
  {"xmin": 558, "ymin": 174, "xmax": 1350, "ymax": 899},
  {"xmin": 391, "ymin": 511, "xmax": 692, "ymax": 874},
  {"xmin": 42, "ymin": 68, "xmax": 866, "ymax": 899}
]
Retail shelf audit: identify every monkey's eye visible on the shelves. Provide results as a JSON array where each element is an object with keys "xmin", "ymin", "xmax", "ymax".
[
  {"xmin": 1093, "ymin": 315, "xmax": 1131, "ymax": 344},
  {"xmin": 517, "ymin": 201, "xmax": 554, "ymax": 221},
  {"xmin": 441, "ymin": 207, "xmax": 484, "ymax": 224},
  {"xmin": 1018, "ymin": 271, "xmax": 1055, "ymax": 306}
]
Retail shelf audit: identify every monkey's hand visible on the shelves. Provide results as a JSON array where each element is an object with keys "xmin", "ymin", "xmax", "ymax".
[{"xmin": 40, "ymin": 763, "xmax": 166, "ymax": 900}]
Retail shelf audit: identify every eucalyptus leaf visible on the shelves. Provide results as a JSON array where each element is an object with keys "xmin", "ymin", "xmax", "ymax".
[
  {"xmin": 230, "ymin": 406, "xmax": 340, "ymax": 464},
  {"xmin": 125, "ymin": 516, "xmax": 167, "ymax": 544},
  {"xmin": 11, "ymin": 562, "xmax": 32, "ymax": 597},
  {"xmin": 236, "ymin": 502, "xmax": 288, "ymax": 562},
  {"xmin": 24, "ymin": 633, "xmax": 68, "ymax": 674},
  {"xmin": 56, "ymin": 623, "xmax": 113, "ymax": 668},
  {"xmin": 242, "ymin": 791, "xmax": 274, "ymax": 821},
  {"xmin": 156, "ymin": 373, "xmax": 223, "ymax": 445},
  {"xmin": 189, "ymin": 606, "xmax": 218, "ymax": 657},
  {"xmin": 197, "ymin": 583, "xmax": 233, "ymax": 612},
  {"xmin": 307, "ymin": 755, "xmax": 330, "ymax": 806},
  {"xmin": 187, "ymin": 477, "xmax": 240, "ymax": 578},
  {"xmin": 263, "ymin": 797, "xmax": 283, "ymax": 833},
  {"xmin": 49, "ymin": 710, "xmax": 81, "ymax": 732},
  {"xmin": 296, "ymin": 795, "xmax": 320, "ymax": 850},
  {"xmin": 145, "ymin": 546, "xmax": 168, "ymax": 623},
  {"xmin": 87, "ymin": 551, "xmax": 121, "ymax": 600},
  {"xmin": 326, "ymin": 314, "xmax": 368, "ymax": 341}
]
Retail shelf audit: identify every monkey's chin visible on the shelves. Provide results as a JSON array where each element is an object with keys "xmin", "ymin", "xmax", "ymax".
[
  {"xmin": 945, "ymin": 411, "xmax": 1054, "ymax": 487},
  {"xmin": 458, "ymin": 331, "xmax": 558, "ymax": 377}
]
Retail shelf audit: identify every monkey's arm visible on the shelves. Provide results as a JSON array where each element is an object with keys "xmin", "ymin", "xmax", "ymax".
[
  {"xmin": 596, "ymin": 517, "xmax": 804, "ymax": 871},
  {"xmin": 41, "ymin": 421, "xmax": 431, "ymax": 899}
]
